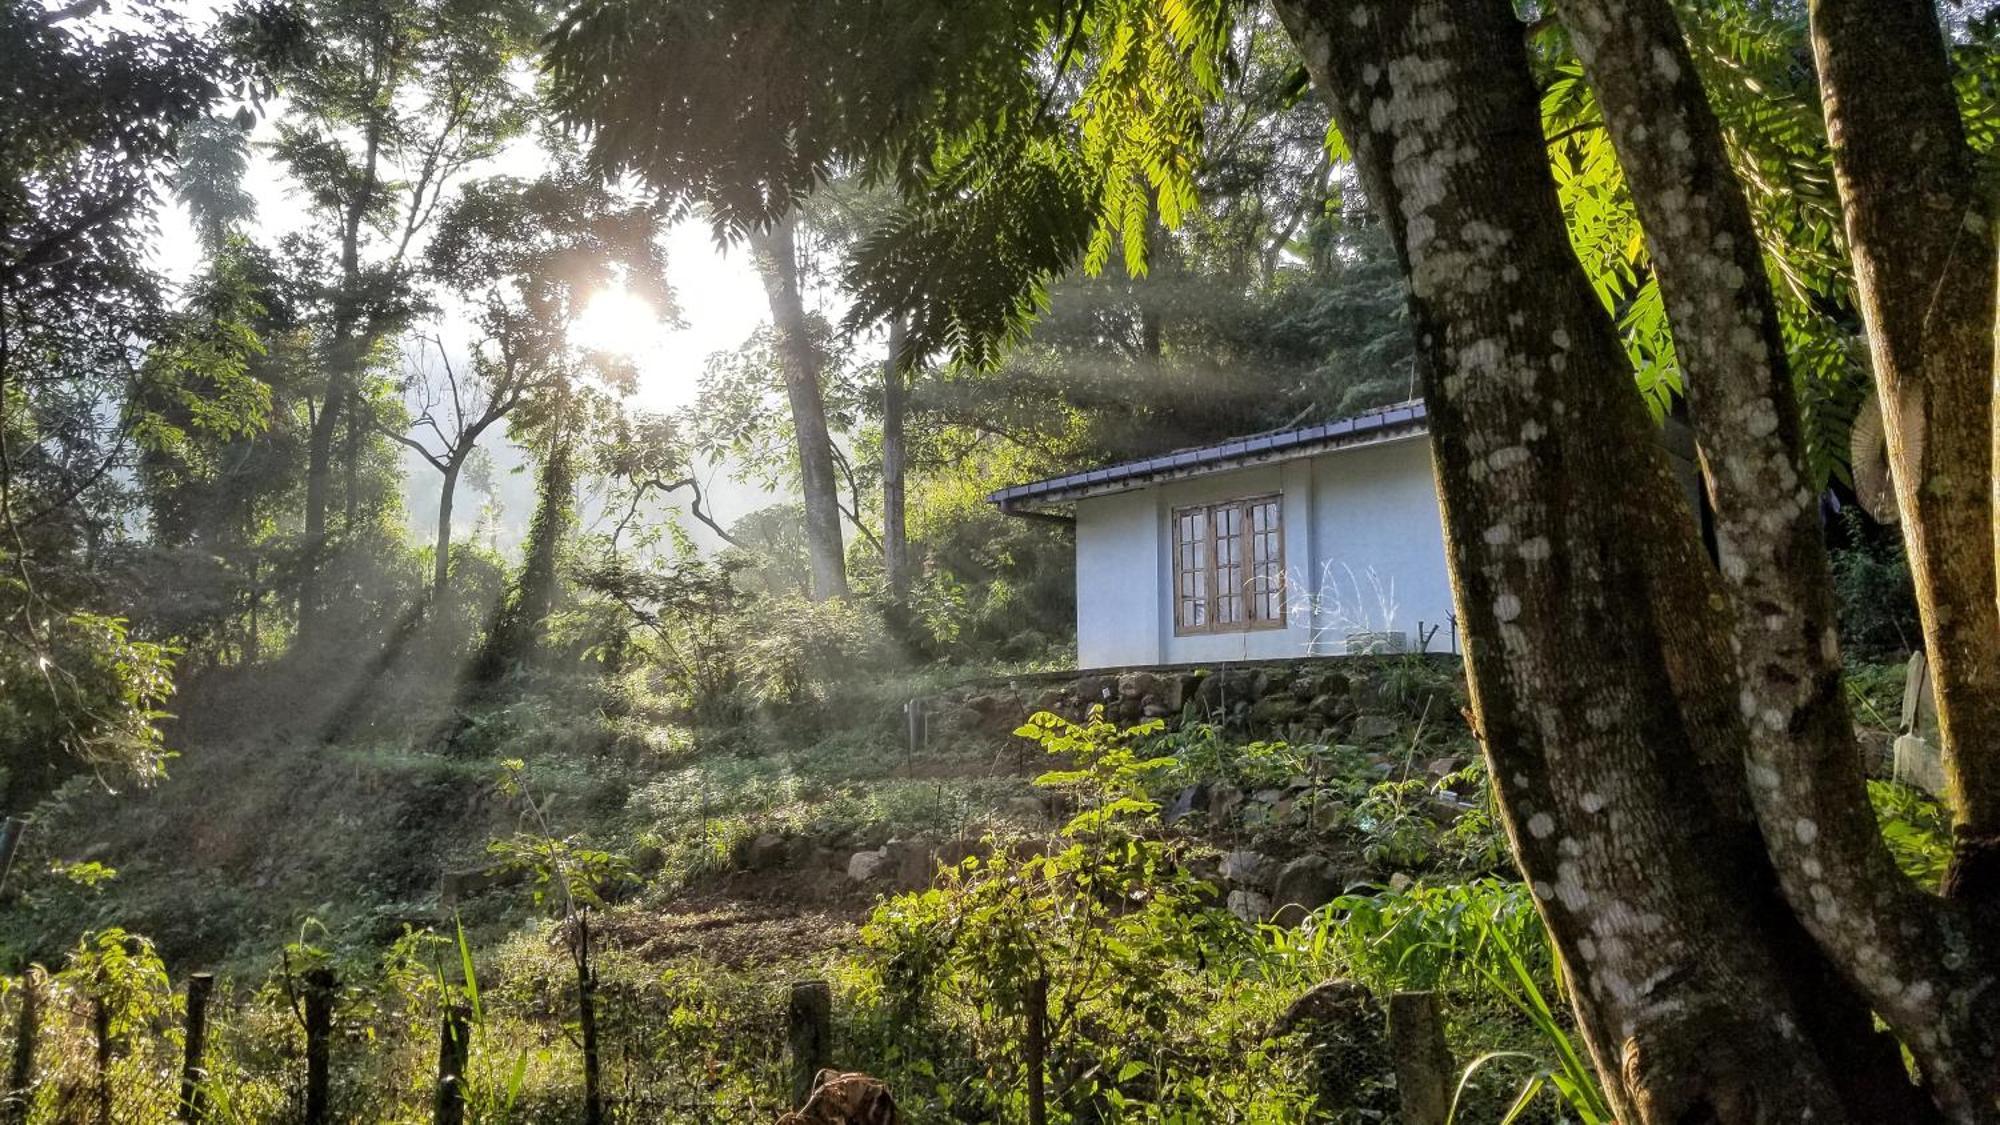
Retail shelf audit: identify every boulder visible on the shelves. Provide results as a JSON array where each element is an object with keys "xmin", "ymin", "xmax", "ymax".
[
  {"xmin": 1271, "ymin": 856, "xmax": 1344, "ymax": 926},
  {"xmin": 1220, "ymin": 849, "xmax": 1273, "ymax": 888},
  {"xmin": 1006, "ymin": 795, "xmax": 1049, "ymax": 823},
  {"xmin": 1289, "ymin": 675, "xmax": 1317, "ymax": 701},
  {"xmin": 1351, "ymin": 714, "xmax": 1402, "ymax": 743},
  {"xmin": 1250, "ymin": 695, "xmax": 1305, "ymax": 726},
  {"xmin": 1246, "ymin": 669, "xmax": 1272, "ymax": 700},
  {"xmin": 1074, "ymin": 675, "xmax": 1117, "ymax": 706},
  {"xmin": 1227, "ymin": 889, "xmax": 1272, "ymax": 923},
  {"xmin": 744, "ymin": 832, "xmax": 788, "ymax": 871},
  {"xmin": 934, "ymin": 837, "xmax": 986, "ymax": 870},
  {"xmin": 847, "ymin": 848, "xmax": 891, "ymax": 883},
  {"xmin": 1308, "ymin": 693, "xmax": 1350, "ymax": 720},
  {"xmin": 1118, "ymin": 671, "xmax": 1173, "ymax": 701},
  {"xmin": 890, "ymin": 840, "xmax": 934, "ymax": 888}
]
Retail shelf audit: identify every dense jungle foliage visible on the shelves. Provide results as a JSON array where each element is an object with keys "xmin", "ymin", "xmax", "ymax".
[{"xmin": 0, "ymin": 0, "xmax": 1971, "ymax": 1119}]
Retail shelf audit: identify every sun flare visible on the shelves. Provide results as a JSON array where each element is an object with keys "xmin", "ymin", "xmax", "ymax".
[{"xmin": 572, "ymin": 286, "xmax": 662, "ymax": 359}]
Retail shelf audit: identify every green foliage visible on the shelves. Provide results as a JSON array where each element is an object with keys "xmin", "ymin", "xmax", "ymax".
[
  {"xmin": 1870, "ymin": 780, "xmax": 1952, "ymax": 891},
  {"xmin": 1829, "ymin": 511, "xmax": 1921, "ymax": 661},
  {"xmin": 0, "ymin": 610, "xmax": 176, "ymax": 806},
  {"xmin": 1256, "ymin": 881, "xmax": 1609, "ymax": 1124},
  {"xmin": 858, "ymin": 711, "xmax": 1296, "ymax": 1120}
]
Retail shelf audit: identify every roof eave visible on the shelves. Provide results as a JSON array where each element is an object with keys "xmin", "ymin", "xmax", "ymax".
[{"xmin": 988, "ymin": 419, "xmax": 1429, "ymax": 511}]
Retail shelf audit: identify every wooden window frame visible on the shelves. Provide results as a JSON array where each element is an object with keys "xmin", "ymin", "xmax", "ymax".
[{"xmin": 1171, "ymin": 493, "xmax": 1287, "ymax": 636}]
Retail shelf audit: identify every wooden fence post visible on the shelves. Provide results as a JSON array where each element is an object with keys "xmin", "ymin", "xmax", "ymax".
[
  {"xmin": 1024, "ymin": 976, "xmax": 1048, "ymax": 1125},
  {"xmin": 787, "ymin": 979, "xmax": 831, "ymax": 1110},
  {"xmin": 92, "ymin": 995, "xmax": 111, "ymax": 1125},
  {"xmin": 1388, "ymin": 991, "xmax": 1454, "ymax": 1125},
  {"xmin": 435, "ymin": 1002, "xmax": 470, "ymax": 1125},
  {"xmin": 578, "ymin": 912, "xmax": 602, "ymax": 1125},
  {"xmin": 179, "ymin": 973, "xmax": 214, "ymax": 1123},
  {"xmin": 6, "ymin": 969, "xmax": 37, "ymax": 1125},
  {"xmin": 302, "ymin": 968, "xmax": 335, "ymax": 1125}
]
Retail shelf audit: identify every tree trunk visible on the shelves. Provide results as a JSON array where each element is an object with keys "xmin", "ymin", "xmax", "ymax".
[
  {"xmin": 299, "ymin": 379, "xmax": 342, "ymax": 638},
  {"xmin": 299, "ymin": 109, "xmax": 381, "ymax": 646},
  {"xmin": 1811, "ymin": 0, "xmax": 2000, "ymax": 917},
  {"xmin": 1268, "ymin": 0, "xmax": 1941, "ymax": 1118},
  {"xmin": 882, "ymin": 316, "xmax": 912, "ymax": 605},
  {"xmin": 434, "ymin": 458, "xmax": 460, "ymax": 602},
  {"xmin": 1557, "ymin": 1, "xmax": 1981, "ymax": 1113},
  {"xmin": 516, "ymin": 430, "xmax": 573, "ymax": 640},
  {"xmin": 749, "ymin": 214, "xmax": 848, "ymax": 601}
]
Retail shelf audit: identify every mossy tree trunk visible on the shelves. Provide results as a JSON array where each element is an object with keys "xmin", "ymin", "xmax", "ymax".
[
  {"xmin": 1270, "ymin": 0, "xmax": 1998, "ymax": 1117},
  {"xmin": 1811, "ymin": 0, "xmax": 2000, "ymax": 917}
]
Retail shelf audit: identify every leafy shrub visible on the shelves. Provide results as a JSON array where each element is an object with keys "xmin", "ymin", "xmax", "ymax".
[
  {"xmin": 856, "ymin": 711, "xmax": 1311, "ymax": 1121},
  {"xmin": 1870, "ymin": 780, "xmax": 1951, "ymax": 890}
]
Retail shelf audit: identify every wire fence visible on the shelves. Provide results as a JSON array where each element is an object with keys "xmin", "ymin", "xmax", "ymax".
[{"xmin": 0, "ymin": 952, "xmax": 1583, "ymax": 1124}]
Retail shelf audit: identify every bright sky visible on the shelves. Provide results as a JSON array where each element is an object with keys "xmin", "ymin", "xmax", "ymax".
[
  {"xmin": 149, "ymin": 136, "xmax": 769, "ymax": 415},
  {"xmin": 143, "ymin": 71, "xmax": 784, "ymax": 553}
]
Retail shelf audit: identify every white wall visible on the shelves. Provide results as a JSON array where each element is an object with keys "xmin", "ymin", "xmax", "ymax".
[
  {"xmin": 1306, "ymin": 436, "xmax": 1455, "ymax": 655},
  {"xmin": 1075, "ymin": 488, "xmax": 1164, "ymax": 668},
  {"xmin": 1070, "ymin": 435, "xmax": 1457, "ymax": 669}
]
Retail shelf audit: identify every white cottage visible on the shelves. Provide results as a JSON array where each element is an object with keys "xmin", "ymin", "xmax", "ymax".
[{"xmin": 990, "ymin": 400, "xmax": 1459, "ymax": 669}]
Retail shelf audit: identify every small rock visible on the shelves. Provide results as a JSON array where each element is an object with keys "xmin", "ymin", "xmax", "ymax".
[
  {"xmin": 1184, "ymin": 854, "xmax": 1221, "ymax": 886},
  {"xmin": 1426, "ymin": 755, "xmax": 1468, "ymax": 780},
  {"xmin": 1164, "ymin": 783, "xmax": 1211, "ymax": 826},
  {"xmin": 1209, "ymin": 785, "xmax": 1244, "ymax": 824},
  {"xmin": 1252, "ymin": 787, "xmax": 1285, "ymax": 806},
  {"xmin": 847, "ymin": 848, "xmax": 891, "ymax": 883},
  {"xmin": 1387, "ymin": 871, "xmax": 1413, "ymax": 893},
  {"xmin": 1227, "ymin": 889, "xmax": 1272, "ymax": 923},
  {"xmin": 1310, "ymin": 801, "xmax": 1343, "ymax": 832},
  {"xmin": 1271, "ymin": 856, "xmax": 1344, "ymax": 926}
]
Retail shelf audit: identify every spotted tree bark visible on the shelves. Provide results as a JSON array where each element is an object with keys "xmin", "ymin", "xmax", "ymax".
[
  {"xmin": 1810, "ymin": 0, "xmax": 2000, "ymax": 921},
  {"xmin": 1557, "ymin": 0, "xmax": 1996, "ymax": 1114},
  {"xmin": 1267, "ymin": 0, "xmax": 1985, "ymax": 1118}
]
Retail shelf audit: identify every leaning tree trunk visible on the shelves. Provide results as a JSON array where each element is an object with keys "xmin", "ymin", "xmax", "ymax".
[
  {"xmin": 749, "ymin": 214, "xmax": 849, "ymax": 602},
  {"xmin": 1269, "ymin": 0, "xmax": 1954, "ymax": 1118},
  {"xmin": 1557, "ymin": 0, "xmax": 1989, "ymax": 1113},
  {"xmin": 1811, "ymin": 0, "xmax": 2000, "ymax": 918}
]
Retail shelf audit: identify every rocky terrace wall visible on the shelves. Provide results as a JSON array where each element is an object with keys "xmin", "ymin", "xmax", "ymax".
[{"xmin": 929, "ymin": 654, "xmax": 1464, "ymax": 744}]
